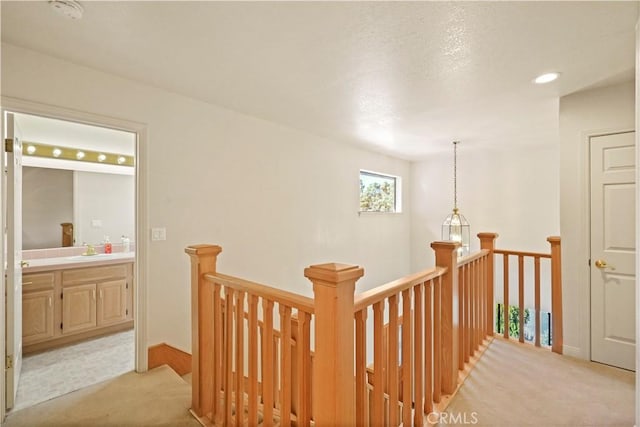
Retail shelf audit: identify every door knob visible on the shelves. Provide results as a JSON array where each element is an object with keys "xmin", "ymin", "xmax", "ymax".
[{"xmin": 595, "ymin": 259, "xmax": 615, "ymax": 270}]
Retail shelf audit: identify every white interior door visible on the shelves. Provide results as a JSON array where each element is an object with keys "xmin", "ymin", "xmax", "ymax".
[
  {"xmin": 590, "ymin": 131, "xmax": 636, "ymax": 371},
  {"xmin": 4, "ymin": 112, "xmax": 23, "ymax": 409}
]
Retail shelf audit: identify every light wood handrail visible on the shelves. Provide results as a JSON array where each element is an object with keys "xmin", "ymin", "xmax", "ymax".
[
  {"xmin": 494, "ymin": 248, "xmax": 551, "ymax": 259},
  {"xmin": 457, "ymin": 249, "xmax": 490, "ymax": 267},
  {"xmin": 353, "ymin": 267, "xmax": 447, "ymax": 312},
  {"xmin": 204, "ymin": 272, "xmax": 315, "ymax": 314}
]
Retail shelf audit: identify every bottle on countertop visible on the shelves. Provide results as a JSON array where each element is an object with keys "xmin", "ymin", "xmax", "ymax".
[
  {"xmin": 121, "ymin": 235, "xmax": 130, "ymax": 253},
  {"xmin": 104, "ymin": 236, "xmax": 112, "ymax": 254}
]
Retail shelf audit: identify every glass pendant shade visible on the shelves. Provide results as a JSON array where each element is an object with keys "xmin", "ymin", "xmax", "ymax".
[
  {"xmin": 441, "ymin": 140, "xmax": 470, "ymax": 257},
  {"xmin": 442, "ymin": 207, "xmax": 470, "ymax": 257}
]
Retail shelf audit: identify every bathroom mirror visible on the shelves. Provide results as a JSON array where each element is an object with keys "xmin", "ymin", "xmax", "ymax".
[{"xmin": 22, "ymin": 166, "xmax": 134, "ymax": 250}]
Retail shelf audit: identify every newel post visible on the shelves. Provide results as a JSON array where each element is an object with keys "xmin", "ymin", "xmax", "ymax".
[
  {"xmin": 547, "ymin": 236, "xmax": 563, "ymax": 354},
  {"xmin": 185, "ymin": 244, "xmax": 222, "ymax": 417},
  {"xmin": 430, "ymin": 241, "xmax": 460, "ymax": 395},
  {"xmin": 478, "ymin": 233, "xmax": 498, "ymax": 336},
  {"xmin": 305, "ymin": 262, "xmax": 364, "ymax": 426}
]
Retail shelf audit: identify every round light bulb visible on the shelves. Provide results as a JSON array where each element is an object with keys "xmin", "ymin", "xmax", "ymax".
[
  {"xmin": 52, "ymin": 148, "xmax": 62, "ymax": 158},
  {"xmin": 97, "ymin": 154, "xmax": 106, "ymax": 162},
  {"xmin": 76, "ymin": 151, "xmax": 85, "ymax": 160},
  {"xmin": 26, "ymin": 145, "xmax": 36, "ymax": 155},
  {"xmin": 117, "ymin": 156, "xmax": 126, "ymax": 164}
]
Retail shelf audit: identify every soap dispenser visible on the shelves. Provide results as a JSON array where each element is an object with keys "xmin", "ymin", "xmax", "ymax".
[
  {"xmin": 121, "ymin": 235, "xmax": 130, "ymax": 253},
  {"xmin": 104, "ymin": 236, "xmax": 112, "ymax": 254}
]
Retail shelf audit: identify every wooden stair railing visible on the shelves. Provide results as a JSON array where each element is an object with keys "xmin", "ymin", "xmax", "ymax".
[
  {"xmin": 186, "ymin": 232, "xmax": 561, "ymax": 426},
  {"xmin": 493, "ymin": 236, "xmax": 563, "ymax": 354}
]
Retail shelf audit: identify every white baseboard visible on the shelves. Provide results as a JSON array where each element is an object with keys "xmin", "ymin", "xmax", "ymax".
[{"xmin": 562, "ymin": 344, "xmax": 584, "ymax": 359}]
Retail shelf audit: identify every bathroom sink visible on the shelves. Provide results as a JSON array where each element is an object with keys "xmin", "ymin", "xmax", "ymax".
[{"xmin": 66, "ymin": 253, "xmax": 112, "ymax": 260}]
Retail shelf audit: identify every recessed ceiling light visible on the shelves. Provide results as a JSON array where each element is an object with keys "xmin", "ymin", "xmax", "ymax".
[
  {"xmin": 534, "ymin": 72, "xmax": 560, "ymax": 84},
  {"xmin": 49, "ymin": 0, "xmax": 84, "ymax": 20}
]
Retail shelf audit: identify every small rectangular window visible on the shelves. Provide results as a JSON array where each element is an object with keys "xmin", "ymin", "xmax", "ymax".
[{"xmin": 359, "ymin": 170, "xmax": 401, "ymax": 213}]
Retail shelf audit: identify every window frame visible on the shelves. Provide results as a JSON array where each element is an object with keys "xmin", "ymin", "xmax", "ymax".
[{"xmin": 358, "ymin": 169, "xmax": 402, "ymax": 214}]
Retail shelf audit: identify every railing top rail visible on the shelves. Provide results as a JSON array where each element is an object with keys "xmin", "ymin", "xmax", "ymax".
[
  {"xmin": 204, "ymin": 272, "xmax": 315, "ymax": 314},
  {"xmin": 457, "ymin": 249, "xmax": 490, "ymax": 267},
  {"xmin": 353, "ymin": 266, "xmax": 447, "ymax": 313},
  {"xmin": 494, "ymin": 248, "xmax": 551, "ymax": 259}
]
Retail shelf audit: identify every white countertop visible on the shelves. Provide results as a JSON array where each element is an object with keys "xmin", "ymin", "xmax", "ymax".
[{"xmin": 23, "ymin": 252, "xmax": 135, "ymax": 273}]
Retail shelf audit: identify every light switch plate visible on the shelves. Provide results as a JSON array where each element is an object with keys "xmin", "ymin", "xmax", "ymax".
[
  {"xmin": 91, "ymin": 219, "xmax": 102, "ymax": 228},
  {"xmin": 151, "ymin": 227, "xmax": 166, "ymax": 241}
]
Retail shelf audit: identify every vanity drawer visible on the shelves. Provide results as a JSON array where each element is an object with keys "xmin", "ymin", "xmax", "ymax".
[
  {"xmin": 23, "ymin": 272, "xmax": 55, "ymax": 292},
  {"xmin": 62, "ymin": 264, "xmax": 129, "ymax": 286}
]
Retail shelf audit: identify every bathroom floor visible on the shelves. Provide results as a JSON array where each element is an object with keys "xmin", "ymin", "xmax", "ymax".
[{"xmin": 12, "ymin": 329, "xmax": 134, "ymax": 412}]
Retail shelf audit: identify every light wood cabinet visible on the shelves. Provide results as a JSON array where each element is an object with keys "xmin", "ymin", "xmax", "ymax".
[
  {"xmin": 97, "ymin": 279, "xmax": 127, "ymax": 326},
  {"xmin": 22, "ymin": 289, "xmax": 55, "ymax": 345},
  {"xmin": 62, "ymin": 283, "xmax": 97, "ymax": 334},
  {"xmin": 22, "ymin": 261, "xmax": 133, "ymax": 354}
]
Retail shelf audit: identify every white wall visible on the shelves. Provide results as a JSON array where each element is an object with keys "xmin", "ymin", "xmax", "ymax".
[
  {"xmin": 559, "ymin": 80, "xmax": 635, "ymax": 359},
  {"xmin": 411, "ymin": 145, "xmax": 560, "ymax": 325},
  {"xmin": 411, "ymin": 145, "xmax": 560, "ymax": 266},
  {"xmin": 1, "ymin": 43, "xmax": 412, "ymax": 352},
  {"xmin": 22, "ymin": 166, "xmax": 73, "ymax": 249},
  {"xmin": 74, "ymin": 171, "xmax": 135, "ymax": 247}
]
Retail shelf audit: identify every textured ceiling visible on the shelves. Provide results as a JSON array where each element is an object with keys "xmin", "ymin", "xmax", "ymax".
[{"xmin": 1, "ymin": 1, "xmax": 637, "ymax": 160}]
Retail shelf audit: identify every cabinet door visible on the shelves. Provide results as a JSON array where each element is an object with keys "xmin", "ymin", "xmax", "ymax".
[
  {"xmin": 62, "ymin": 283, "xmax": 97, "ymax": 334},
  {"xmin": 22, "ymin": 290, "xmax": 54, "ymax": 345},
  {"xmin": 97, "ymin": 279, "xmax": 127, "ymax": 326}
]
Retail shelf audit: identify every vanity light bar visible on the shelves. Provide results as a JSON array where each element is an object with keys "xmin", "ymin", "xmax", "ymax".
[{"xmin": 22, "ymin": 141, "xmax": 135, "ymax": 167}]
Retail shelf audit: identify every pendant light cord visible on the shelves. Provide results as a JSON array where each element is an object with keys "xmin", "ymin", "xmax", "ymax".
[{"xmin": 453, "ymin": 140, "xmax": 459, "ymax": 210}]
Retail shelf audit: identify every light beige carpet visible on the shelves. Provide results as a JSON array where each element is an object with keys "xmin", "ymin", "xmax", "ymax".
[
  {"xmin": 5, "ymin": 365, "xmax": 200, "ymax": 427},
  {"xmin": 441, "ymin": 338, "xmax": 635, "ymax": 426}
]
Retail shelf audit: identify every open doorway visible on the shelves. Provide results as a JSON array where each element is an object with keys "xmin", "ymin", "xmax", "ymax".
[{"xmin": 3, "ymin": 111, "xmax": 138, "ymax": 412}]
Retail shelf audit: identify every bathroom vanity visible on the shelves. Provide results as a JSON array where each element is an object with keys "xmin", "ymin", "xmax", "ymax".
[{"xmin": 21, "ymin": 253, "xmax": 134, "ymax": 354}]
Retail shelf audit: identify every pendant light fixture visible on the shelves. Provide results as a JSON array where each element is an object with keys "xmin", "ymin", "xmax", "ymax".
[{"xmin": 441, "ymin": 140, "xmax": 470, "ymax": 257}]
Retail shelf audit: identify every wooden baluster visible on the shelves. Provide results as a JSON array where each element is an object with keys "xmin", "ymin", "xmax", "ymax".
[
  {"xmin": 247, "ymin": 295, "xmax": 259, "ymax": 425},
  {"xmin": 372, "ymin": 301, "xmax": 385, "ymax": 424},
  {"xmin": 465, "ymin": 262, "xmax": 471, "ymax": 362},
  {"xmin": 224, "ymin": 287, "xmax": 235, "ymax": 424},
  {"xmin": 478, "ymin": 233, "xmax": 498, "ymax": 336},
  {"xmin": 518, "ymin": 255, "xmax": 524, "ymax": 343},
  {"xmin": 402, "ymin": 289, "xmax": 413, "ymax": 427},
  {"xmin": 548, "ymin": 236, "xmax": 563, "ymax": 354},
  {"xmin": 212, "ymin": 283, "xmax": 223, "ymax": 423},
  {"xmin": 503, "ymin": 254, "xmax": 509, "ymax": 340},
  {"xmin": 279, "ymin": 305, "xmax": 292, "ymax": 426},
  {"xmin": 476, "ymin": 259, "xmax": 482, "ymax": 348},
  {"xmin": 424, "ymin": 280, "xmax": 433, "ymax": 415},
  {"xmin": 414, "ymin": 284, "xmax": 424, "ymax": 427},
  {"xmin": 262, "ymin": 300, "xmax": 274, "ymax": 427},
  {"xmin": 185, "ymin": 244, "xmax": 222, "ymax": 418},
  {"xmin": 355, "ymin": 309, "xmax": 368, "ymax": 427},
  {"xmin": 433, "ymin": 275, "xmax": 441, "ymax": 403},
  {"xmin": 480, "ymin": 255, "xmax": 487, "ymax": 342},
  {"xmin": 388, "ymin": 294, "xmax": 399, "ymax": 426},
  {"xmin": 305, "ymin": 263, "xmax": 363, "ymax": 426},
  {"xmin": 470, "ymin": 260, "xmax": 475, "ymax": 353},
  {"xmin": 296, "ymin": 311, "xmax": 311, "ymax": 427},
  {"xmin": 235, "ymin": 291, "xmax": 245, "ymax": 427},
  {"xmin": 534, "ymin": 257, "xmax": 541, "ymax": 347},
  {"xmin": 458, "ymin": 264, "xmax": 465, "ymax": 370}
]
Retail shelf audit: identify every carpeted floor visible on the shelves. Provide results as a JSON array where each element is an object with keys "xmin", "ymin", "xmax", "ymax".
[
  {"xmin": 4, "ymin": 365, "xmax": 200, "ymax": 427},
  {"xmin": 441, "ymin": 337, "xmax": 635, "ymax": 426}
]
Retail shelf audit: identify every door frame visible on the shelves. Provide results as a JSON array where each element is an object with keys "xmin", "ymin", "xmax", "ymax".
[{"xmin": 0, "ymin": 96, "xmax": 149, "ymax": 419}]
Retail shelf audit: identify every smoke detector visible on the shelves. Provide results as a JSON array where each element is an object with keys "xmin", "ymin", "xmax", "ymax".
[{"xmin": 49, "ymin": 0, "xmax": 83, "ymax": 20}]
